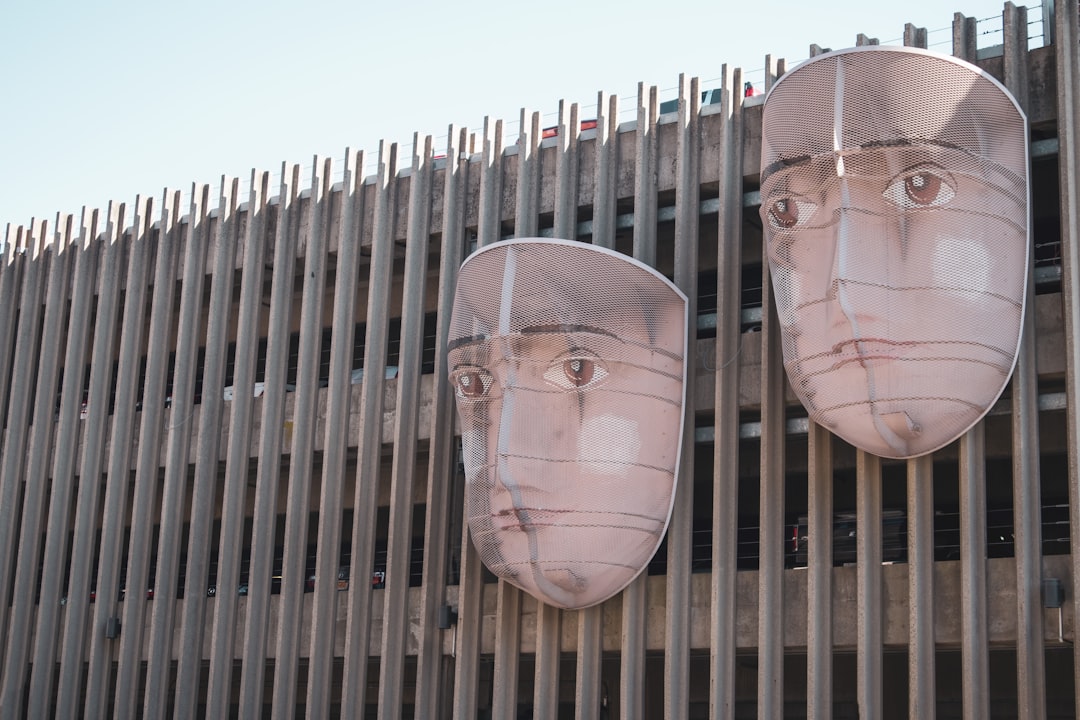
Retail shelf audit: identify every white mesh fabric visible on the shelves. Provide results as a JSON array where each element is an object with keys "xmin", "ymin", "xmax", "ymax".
[
  {"xmin": 448, "ymin": 238, "xmax": 688, "ymax": 609},
  {"xmin": 760, "ymin": 47, "xmax": 1029, "ymax": 459}
]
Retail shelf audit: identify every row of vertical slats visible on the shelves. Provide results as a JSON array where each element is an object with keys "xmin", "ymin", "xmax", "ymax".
[
  {"xmin": 0, "ymin": 8, "xmax": 1076, "ymax": 713},
  {"xmin": 0, "ymin": 217, "xmax": 49, "ymax": 671},
  {"xmin": 1, "ymin": 215, "xmax": 69, "ymax": 718},
  {"xmin": 28, "ymin": 211, "xmax": 97, "ymax": 717},
  {"xmin": 1056, "ymin": 0, "xmax": 1080, "ymax": 715},
  {"xmin": 62, "ymin": 203, "xmax": 122, "ymax": 716}
]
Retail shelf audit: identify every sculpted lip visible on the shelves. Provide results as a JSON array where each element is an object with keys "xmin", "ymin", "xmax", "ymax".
[{"xmin": 828, "ymin": 338, "xmax": 916, "ymax": 368}]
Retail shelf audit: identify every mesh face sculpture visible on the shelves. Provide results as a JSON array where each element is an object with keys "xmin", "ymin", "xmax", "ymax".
[
  {"xmin": 448, "ymin": 239, "xmax": 687, "ymax": 609},
  {"xmin": 760, "ymin": 46, "xmax": 1029, "ymax": 459}
]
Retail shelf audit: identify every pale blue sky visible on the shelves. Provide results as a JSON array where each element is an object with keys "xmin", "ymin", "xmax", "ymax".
[{"xmin": 0, "ymin": 0, "xmax": 1043, "ymax": 230}]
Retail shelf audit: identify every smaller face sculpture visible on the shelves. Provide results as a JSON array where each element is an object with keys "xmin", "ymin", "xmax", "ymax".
[
  {"xmin": 448, "ymin": 239, "xmax": 687, "ymax": 609},
  {"xmin": 760, "ymin": 47, "xmax": 1029, "ymax": 458}
]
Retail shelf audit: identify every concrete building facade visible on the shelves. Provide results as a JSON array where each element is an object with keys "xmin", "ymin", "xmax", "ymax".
[{"xmin": 0, "ymin": 2, "xmax": 1077, "ymax": 717}]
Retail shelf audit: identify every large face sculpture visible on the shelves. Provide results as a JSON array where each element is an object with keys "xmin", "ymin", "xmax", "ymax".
[
  {"xmin": 760, "ymin": 46, "xmax": 1029, "ymax": 458},
  {"xmin": 448, "ymin": 239, "xmax": 687, "ymax": 609}
]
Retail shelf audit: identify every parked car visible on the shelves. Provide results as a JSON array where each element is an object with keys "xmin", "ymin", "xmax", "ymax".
[
  {"xmin": 541, "ymin": 119, "xmax": 598, "ymax": 139},
  {"xmin": 658, "ymin": 87, "xmax": 724, "ymax": 115},
  {"xmin": 349, "ymin": 366, "xmax": 398, "ymax": 385}
]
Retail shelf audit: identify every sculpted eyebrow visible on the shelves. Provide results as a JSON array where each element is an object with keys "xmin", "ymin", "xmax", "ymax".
[
  {"xmin": 447, "ymin": 334, "xmax": 488, "ymax": 352},
  {"xmin": 761, "ymin": 154, "xmax": 812, "ymax": 183},
  {"xmin": 520, "ymin": 324, "xmax": 618, "ymax": 338}
]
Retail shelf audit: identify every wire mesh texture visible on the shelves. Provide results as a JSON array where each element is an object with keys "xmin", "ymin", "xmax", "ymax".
[
  {"xmin": 759, "ymin": 46, "xmax": 1029, "ymax": 459},
  {"xmin": 447, "ymin": 238, "xmax": 688, "ymax": 609}
]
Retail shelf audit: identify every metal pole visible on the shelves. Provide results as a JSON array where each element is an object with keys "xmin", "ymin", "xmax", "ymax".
[
  {"xmin": 856, "ymin": 451, "xmax": 882, "ymax": 720},
  {"xmin": 711, "ymin": 65, "xmax": 743, "ymax": 720},
  {"xmin": 238, "ymin": 164, "xmax": 301, "ymax": 715},
  {"xmin": 414, "ymin": 126, "xmax": 468, "ymax": 720},
  {"xmin": 908, "ymin": 454, "xmax": 935, "ymax": 719},
  {"xmin": 959, "ymin": 426, "xmax": 989, "ymax": 720},
  {"xmin": 378, "ymin": 135, "xmax": 434, "ymax": 717}
]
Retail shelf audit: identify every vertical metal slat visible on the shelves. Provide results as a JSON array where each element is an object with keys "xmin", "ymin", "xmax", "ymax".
[
  {"xmin": 959, "ymin": 425, "xmax": 989, "ymax": 720},
  {"xmin": 378, "ymin": 135, "xmax": 434, "ymax": 716},
  {"xmin": 908, "ymin": 454, "xmax": 935, "ymax": 719},
  {"xmin": 621, "ymin": 81, "xmax": 659, "ymax": 720},
  {"xmin": 806, "ymin": 422, "xmax": 833, "ymax": 720},
  {"xmin": 306, "ymin": 151, "xmax": 362, "ymax": 718},
  {"xmin": 0, "ymin": 216, "xmax": 72, "ymax": 717},
  {"xmin": 711, "ymin": 65, "xmax": 743, "ymax": 720},
  {"xmin": 414, "ymin": 125, "xmax": 467, "ymax": 720},
  {"xmin": 1053, "ymin": 1, "xmax": 1080, "ymax": 716},
  {"xmin": 1003, "ymin": 5, "xmax": 1047, "ymax": 719},
  {"xmin": 27, "ymin": 210, "xmax": 99, "ymax": 716},
  {"xmin": 665, "ymin": 73, "xmax": 698, "ymax": 720},
  {"xmin": 856, "ymin": 451, "xmax": 882, "ymax": 720}
]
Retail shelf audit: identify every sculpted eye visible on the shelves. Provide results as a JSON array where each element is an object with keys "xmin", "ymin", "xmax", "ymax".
[
  {"xmin": 883, "ymin": 166, "xmax": 956, "ymax": 208},
  {"xmin": 453, "ymin": 367, "xmax": 495, "ymax": 399},
  {"xmin": 765, "ymin": 197, "xmax": 818, "ymax": 230},
  {"xmin": 543, "ymin": 353, "xmax": 608, "ymax": 390}
]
